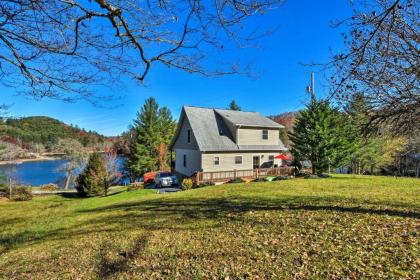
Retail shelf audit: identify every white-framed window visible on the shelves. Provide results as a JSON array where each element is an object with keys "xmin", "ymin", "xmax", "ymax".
[
  {"xmin": 187, "ymin": 129, "xmax": 191, "ymax": 143},
  {"xmin": 269, "ymin": 155, "xmax": 274, "ymax": 161},
  {"xmin": 235, "ymin": 156, "xmax": 242, "ymax": 164},
  {"xmin": 262, "ymin": 129, "xmax": 268, "ymax": 140},
  {"xmin": 183, "ymin": 154, "xmax": 187, "ymax": 167},
  {"xmin": 214, "ymin": 156, "xmax": 220, "ymax": 165}
]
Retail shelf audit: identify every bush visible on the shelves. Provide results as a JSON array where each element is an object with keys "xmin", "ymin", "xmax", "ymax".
[
  {"xmin": 304, "ymin": 173, "xmax": 331, "ymax": 179},
  {"xmin": 0, "ymin": 183, "xmax": 6, "ymax": 195},
  {"xmin": 273, "ymin": 176, "xmax": 291, "ymax": 181},
  {"xmin": 252, "ymin": 178, "xmax": 266, "ymax": 182},
  {"xmin": 76, "ymin": 152, "xmax": 107, "ymax": 197},
  {"xmin": 39, "ymin": 183, "xmax": 58, "ymax": 191},
  {"xmin": 127, "ymin": 182, "xmax": 144, "ymax": 191},
  {"xmin": 198, "ymin": 181, "xmax": 215, "ymax": 188},
  {"xmin": 227, "ymin": 177, "xmax": 245, "ymax": 184},
  {"xmin": 295, "ymin": 172, "xmax": 310, "ymax": 178},
  {"xmin": 5, "ymin": 186, "xmax": 33, "ymax": 201},
  {"xmin": 181, "ymin": 178, "xmax": 193, "ymax": 191},
  {"xmin": 304, "ymin": 174, "xmax": 321, "ymax": 179}
]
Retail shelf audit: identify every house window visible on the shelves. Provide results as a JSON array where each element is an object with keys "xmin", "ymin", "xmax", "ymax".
[
  {"xmin": 235, "ymin": 156, "xmax": 242, "ymax": 164},
  {"xmin": 183, "ymin": 154, "xmax": 187, "ymax": 167},
  {"xmin": 187, "ymin": 129, "xmax": 191, "ymax": 143},
  {"xmin": 262, "ymin": 129, "xmax": 268, "ymax": 140},
  {"xmin": 214, "ymin": 156, "xmax": 220, "ymax": 165},
  {"xmin": 269, "ymin": 155, "xmax": 274, "ymax": 161}
]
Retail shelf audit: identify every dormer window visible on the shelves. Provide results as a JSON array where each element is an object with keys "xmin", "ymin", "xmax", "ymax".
[
  {"xmin": 187, "ymin": 129, "xmax": 191, "ymax": 143},
  {"xmin": 262, "ymin": 129, "xmax": 268, "ymax": 140}
]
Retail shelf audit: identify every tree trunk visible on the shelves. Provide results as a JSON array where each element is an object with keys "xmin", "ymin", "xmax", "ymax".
[{"xmin": 64, "ymin": 173, "xmax": 72, "ymax": 190}]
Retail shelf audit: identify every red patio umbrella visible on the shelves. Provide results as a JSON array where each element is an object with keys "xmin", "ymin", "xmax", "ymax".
[{"xmin": 274, "ymin": 154, "xmax": 291, "ymax": 160}]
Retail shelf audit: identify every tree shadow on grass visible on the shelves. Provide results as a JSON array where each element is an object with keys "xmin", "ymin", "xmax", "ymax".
[
  {"xmin": 59, "ymin": 192, "xmax": 81, "ymax": 199},
  {"xmin": 80, "ymin": 196, "xmax": 420, "ymax": 220},
  {"xmin": 2, "ymin": 195, "xmax": 418, "ymax": 255},
  {"xmin": 78, "ymin": 196, "xmax": 419, "ymax": 277},
  {"xmin": 98, "ymin": 233, "xmax": 148, "ymax": 279},
  {"xmin": 2, "ymin": 194, "xmax": 419, "ymax": 278}
]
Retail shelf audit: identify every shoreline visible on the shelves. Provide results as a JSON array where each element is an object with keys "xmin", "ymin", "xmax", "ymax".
[{"xmin": 0, "ymin": 156, "xmax": 62, "ymax": 166}]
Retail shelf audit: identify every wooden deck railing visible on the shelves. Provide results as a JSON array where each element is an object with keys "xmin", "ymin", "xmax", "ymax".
[{"xmin": 193, "ymin": 167, "xmax": 294, "ymax": 185}]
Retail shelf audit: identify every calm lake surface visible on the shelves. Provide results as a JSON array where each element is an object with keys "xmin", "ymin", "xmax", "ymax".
[{"xmin": 0, "ymin": 157, "xmax": 126, "ymax": 188}]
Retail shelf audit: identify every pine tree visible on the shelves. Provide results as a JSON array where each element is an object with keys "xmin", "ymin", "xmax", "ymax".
[
  {"xmin": 229, "ymin": 100, "xmax": 241, "ymax": 111},
  {"xmin": 157, "ymin": 107, "xmax": 176, "ymax": 170},
  {"xmin": 289, "ymin": 100, "xmax": 354, "ymax": 174},
  {"xmin": 125, "ymin": 98, "xmax": 176, "ymax": 180},
  {"xmin": 76, "ymin": 152, "xmax": 107, "ymax": 197}
]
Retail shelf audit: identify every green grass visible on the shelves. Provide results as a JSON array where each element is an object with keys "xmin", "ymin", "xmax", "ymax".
[{"xmin": 0, "ymin": 175, "xmax": 419, "ymax": 279}]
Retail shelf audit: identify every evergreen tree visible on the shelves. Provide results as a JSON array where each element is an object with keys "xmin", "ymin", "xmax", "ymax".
[
  {"xmin": 345, "ymin": 93, "xmax": 407, "ymax": 174},
  {"xmin": 157, "ymin": 107, "xmax": 176, "ymax": 170},
  {"xmin": 125, "ymin": 98, "xmax": 176, "ymax": 180},
  {"xmin": 289, "ymin": 100, "xmax": 354, "ymax": 174},
  {"xmin": 76, "ymin": 152, "xmax": 107, "ymax": 197},
  {"xmin": 229, "ymin": 100, "xmax": 241, "ymax": 111}
]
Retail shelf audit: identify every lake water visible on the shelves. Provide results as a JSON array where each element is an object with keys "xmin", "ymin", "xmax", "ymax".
[{"xmin": 0, "ymin": 157, "xmax": 126, "ymax": 188}]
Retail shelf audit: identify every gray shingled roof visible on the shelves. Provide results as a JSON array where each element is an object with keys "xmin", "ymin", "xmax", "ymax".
[
  {"xmin": 184, "ymin": 106, "xmax": 238, "ymax": 151},
  {"xmin": 180, "ymin": 106, "xmax": 286, "ymax": 152},
  {"xmin": 215, "ymin": 109, "xmax": 284, "ymax": 128}
]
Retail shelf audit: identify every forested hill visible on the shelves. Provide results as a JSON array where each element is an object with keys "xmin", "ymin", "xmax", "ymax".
[
  {"xmin": 269, "ymin": 112, "xmax": 299, "ymax": 148},
  {"xmin": 0, "ymin": 116, "xmax": 111, "ymax": 152}
]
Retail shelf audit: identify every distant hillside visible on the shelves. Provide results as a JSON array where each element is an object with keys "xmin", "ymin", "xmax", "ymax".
[
  {"xmin": 269, "ymin": 112, "xmax": 299, "ymax": 148},
  {"xmin": 0, "ymin": 116, "xmax": 112, "ymax": 153}
]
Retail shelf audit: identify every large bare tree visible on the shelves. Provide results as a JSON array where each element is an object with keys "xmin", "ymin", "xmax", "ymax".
[
  {"xmin": 329, "ymin": 0, "xmax": 419, "ymax": 135},
  {"xmin": 0, "ymin": 0, "xmax": 281, "ymax": 101}
]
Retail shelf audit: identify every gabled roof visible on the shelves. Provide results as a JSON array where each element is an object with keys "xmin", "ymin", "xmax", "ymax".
[{"xmin": 170, "ymin": 106, "xmax": 286, "ymax": 152}]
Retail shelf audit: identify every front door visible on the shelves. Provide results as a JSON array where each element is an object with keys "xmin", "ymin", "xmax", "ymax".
[{"xmin": 253, "ymin": 156, "xmax": 260, "ymax": 169}]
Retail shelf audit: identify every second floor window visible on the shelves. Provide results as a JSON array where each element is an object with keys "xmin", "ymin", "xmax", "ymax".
[
  {"xmin": 187, "ymin": 129, "xmax": 191, "ymax": 143},
  {"xmin": 235, "ymin": 156, "xmax": 242, "ymax": 164},
  {"xmin": 262, "ymin": 129, "xmax": 268, "ymax": 140},
  {"xmin": 214, "ymin": 156, "xmax": 220, "ymax": 165}
]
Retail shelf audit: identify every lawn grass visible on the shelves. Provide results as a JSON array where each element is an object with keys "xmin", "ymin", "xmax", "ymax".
[{"xmin": 0, "ymin": 175, "xmax": 419, "ymax": 279}]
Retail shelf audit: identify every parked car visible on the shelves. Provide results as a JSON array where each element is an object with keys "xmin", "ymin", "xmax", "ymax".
[{"xmin": 154, "ymin": 172, "xmax": 179, "ymax": 188}]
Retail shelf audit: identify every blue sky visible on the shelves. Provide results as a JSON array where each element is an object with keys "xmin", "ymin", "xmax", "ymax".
[{"xmin": 1, "ymin": 1, "xmax": 353, "ymax": 136}]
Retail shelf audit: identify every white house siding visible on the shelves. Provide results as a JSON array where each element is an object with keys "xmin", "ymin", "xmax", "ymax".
[
  {"xmin": 174, "ymin": 148, "xmax": 202, "ymax": 176},
  {"xmin": 201, "ymin": 152, "xmax": 281, "ymax": 172},
  {"xmin": 236, "ymin": 128, "xmax": 279, "ymax": 145}
]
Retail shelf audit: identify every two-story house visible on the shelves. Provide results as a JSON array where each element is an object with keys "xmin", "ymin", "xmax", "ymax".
[{"xmin": 169, "ymin": 106, "xmax": 286, "ymax": 177}]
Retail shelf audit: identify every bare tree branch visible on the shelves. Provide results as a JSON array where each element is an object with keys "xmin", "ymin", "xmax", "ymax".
[
  {"xmin": 319, "ymin": 0, "xmax": 419, "ymax": 135},
  {"xmin": 0, "ymin": 0, "xmax": 282, "ymax": 102}
]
